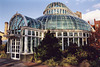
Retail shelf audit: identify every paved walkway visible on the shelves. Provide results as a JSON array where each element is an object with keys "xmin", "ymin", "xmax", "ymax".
[
  {"xmin": 0, "ymin": 58, "xmax": 77, "ymax": 67},
  {"xmin": 0, "ymin": 58, "xmax": 26, "ymax": 67},
  {"xmin": 0, "ymin": 58, "xmax": 49, "ymax": 67}
]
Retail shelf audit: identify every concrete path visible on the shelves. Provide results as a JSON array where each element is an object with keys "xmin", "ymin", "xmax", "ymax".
[
  {"xmin": 0, "ymin": 58, "xmax": 26, "ymax": 67},
  {"xmin": 0, "ymin": 59, "xmax": 48, "ymax": 67},
  {"xmin": 0, "ymin": 58, "xmax": 78, "ymax": 67}
]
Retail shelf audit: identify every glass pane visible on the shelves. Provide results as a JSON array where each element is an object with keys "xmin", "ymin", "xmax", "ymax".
[
  {"xmin": 12, "ymin": 30, "xmax": 14, "ymax": 34},
  {"xmin": 79, "ymin": 38, "xmax": 82, "ymax": 46},
  {"xmin": 63, "ymin": 32, "xmax": 67, "ymax": 36},
  {"xmin": 69, "ymin": 38, "xmax": 73, "ymax": 45},
  {"xmin": 83, "ymin": 33, "xmax": 85, "ymax": 37},
  {"xmin": 28, "ymin": 30, "xmax": 31, "ymax": 35},
  {"xmin": 83, "ymin": 38, "xmax": 86, "ymax": 45},
  {"xmin": 74, "ymin": 38, "xmax": 78, "ymax": 45},
  {"xmin": 58, "ymin": 32, "xmax": 62, "ymax": 36},
  {"xmin": 16, "ymin": 54, "xmax": 19, "ymax": 58},
  {"xmin": 36, "ymin": 32, "xmax": 38, "ymax": 36},
  {"xmin": 15, "ymin": 30, "xmax": 17, "ymax": 34},
  {"xmin": 40, "ymin": 32, "xmax": 42, "ymax": 36},
  {"xmin": 22, "ymin": 37, "xmax": 24, "ymax": 52},
  {"xmin": 64, "ymin": 38, "xmax": 68, "ymax": 50},
  {"xmin": 28, "ymin": 37, "xmax": 31, "ymax": 53},
  {"xmin": 79, "ymin": 33, "xmax": 82, "ymax": 36},
  {"xmin": 32, "ymin": 31, "xmax": 35, "ymax": 36},
  {"xmin": 36, "ymin": 37, "xmax": 38, "ymax": 47},
  {"xmin": 18, "ymin": 30, "xmax": 21, "ymax": 34},
  {"xmin": 74, "ymin": 32, "xmax": 78, "ymax": 36},
  {"xmin": 58, "ymin": 38, "xmax": 62, "ymax": 46},
  {"xmin": 23, "ymin": 30, "xmax": 25, "ymax": 35},
  {"xmin": 32, "ymin": 37, "xmax": 35, "ymax": 52},
  {"xmin": 69, "ymin": 32, "xmax": 73, "ymax": 36},
  {"xmin": 12, "ymin": 54, "xmax": 15, "ymax": 57}
]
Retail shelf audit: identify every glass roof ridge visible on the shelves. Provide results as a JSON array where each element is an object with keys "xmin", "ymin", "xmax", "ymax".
[{"xmin": 43, "ymin": 2, "xmax": 77, "ymax": 16}]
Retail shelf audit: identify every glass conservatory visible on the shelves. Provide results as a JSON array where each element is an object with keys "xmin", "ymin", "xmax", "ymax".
[{"xmin": 6, "ymin": 2, "xmax": 92, "ymax": 61}]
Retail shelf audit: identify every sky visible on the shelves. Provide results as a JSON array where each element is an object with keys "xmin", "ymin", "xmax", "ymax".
[{"xmin": 0, "ymin": 0, "xmax": 100, "ymax": 32}]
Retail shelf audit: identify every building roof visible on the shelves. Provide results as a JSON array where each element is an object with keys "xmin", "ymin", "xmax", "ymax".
[
  {"xmin": 37, "ymin": 15, "xmax": 91, "ymax": 31},
  {"xmin": 0, "ymin": 31, "xmax": 4, "ymax": 34},
  {"xmin": 9, "ymin": 2, "xmax": 92, "ymax": 32},
  {"xmin": 43, "ymin": 2, "xmax": 76, "ymax": 16}
]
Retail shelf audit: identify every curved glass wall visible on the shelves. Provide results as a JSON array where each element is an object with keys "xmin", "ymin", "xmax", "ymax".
[
  {"xmin": 9, "ymin": 15, "xmax": 25, "ymax": 34},
  {"xmin": 25, "ymin": 16, "xmax": 41, "ymax": 29},
  {"xmin": 37, "ymin": 15, "xmax": 91, "ymax": 31},
  {"xmin": 9, "ymin": 14, "xmax": 41, "ymax": 34}
]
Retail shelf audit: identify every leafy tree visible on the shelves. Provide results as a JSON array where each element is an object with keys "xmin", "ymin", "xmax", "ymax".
[
  {"xmin": 37, "ymin": 30, "xmax": 62, "ymax": 62},
  {"xmin": 62, "ymin": 45, "xmax": 99, "ymax": 64},
  {"xmin": 0, "ymin": 36, "xmax": 2, "ymax": 45},
  {"xmin": 0, "ymin": 44, "xmax": 5, "ymax": 51},
  {"xmin": 88, "ymin": 27, "xmax": 100, "ymax": 49},
  {"xmin": 81, "ymin": 46, "xmax": 99, "ymax": 61}
]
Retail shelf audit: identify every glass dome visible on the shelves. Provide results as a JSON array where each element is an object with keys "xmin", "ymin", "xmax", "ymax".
[
  {"xmin": 43, "ymin": 2, "xmax": 76, "ymax": 16},
  {"xmin": 46, "ymin": 2, "xmax": 66, "ymax": 9},
  {"xmin": 37, "ymin": 15, "xmax": 91, "ymax": 31}
]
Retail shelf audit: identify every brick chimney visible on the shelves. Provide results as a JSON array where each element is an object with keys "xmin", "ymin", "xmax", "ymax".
[{"xmin": 4, "ymin": 22, "xmax": 8, "ymax": 35}]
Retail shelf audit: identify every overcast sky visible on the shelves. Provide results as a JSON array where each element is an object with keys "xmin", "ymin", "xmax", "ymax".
[{"xmin": 0, "ymin": 0, "xmax": 100, "ymax": 32}]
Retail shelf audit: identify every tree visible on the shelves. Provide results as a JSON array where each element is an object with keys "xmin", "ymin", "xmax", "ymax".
[
  {"xmin": 88, "ymin": 27, "xmax": 100, "ymax": 49},
  {"xmin": 0, "ymin": 36, "xmax": 2, "ymax": 45},
  {"xmin": 4, "ymin": 43, "xmax": 7, "ymax": 53},
  {"xmin": 37, "ymin": 30, "xmax": 62, "ymax": 62}
]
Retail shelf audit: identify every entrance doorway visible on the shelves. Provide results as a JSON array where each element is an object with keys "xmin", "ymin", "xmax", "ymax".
[{"xmin": 11, "ymin": 39, "xmax": 20, "ymax": 60}]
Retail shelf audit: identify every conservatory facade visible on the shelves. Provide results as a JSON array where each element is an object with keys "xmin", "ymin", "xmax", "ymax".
[{"xmin": 6, "ymin": 2, "xmax": 92, "ymax": 61}]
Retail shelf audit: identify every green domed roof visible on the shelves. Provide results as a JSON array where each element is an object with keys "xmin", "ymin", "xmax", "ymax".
[{"xmin": 37, "ymin": 15, "xmax": 91, "ymax": 31}]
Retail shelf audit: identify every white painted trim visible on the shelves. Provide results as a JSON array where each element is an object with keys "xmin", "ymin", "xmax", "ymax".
[{"xmin": 24, "ymin": 29, "xmax": 28, "ymax": 53}]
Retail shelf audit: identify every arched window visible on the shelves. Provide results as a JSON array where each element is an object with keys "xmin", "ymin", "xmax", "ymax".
[{"xmin": 63, "ymin": 9, "xmax": 65, "ymax": 14}]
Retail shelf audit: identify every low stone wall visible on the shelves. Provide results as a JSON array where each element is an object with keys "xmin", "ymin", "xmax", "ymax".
[
  {"xmin": 7, "ymin": 53, "xmax": 33, "ymax": 62},
  {"xmin": 6, "ymin": 53, "xmax": 11, "ymax": 59},
  {"xmin": 20, "ymin": 54, "xmax": 33, "ymax": 62}
]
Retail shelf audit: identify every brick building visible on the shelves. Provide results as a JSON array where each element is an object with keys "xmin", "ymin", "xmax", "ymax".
[
  {"xmin": 92, "ymin": 19, "xmax": 100, "ymax": 32},
  {"xmin": 89, "ymin": 19, "xmax": 100, "ymax": 49},
  {"xmin": 0, "ymin": 22, "xmax": 8, "ymax": 41}
]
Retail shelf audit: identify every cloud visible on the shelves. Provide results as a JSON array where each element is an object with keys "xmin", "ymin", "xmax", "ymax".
[
  {"xmin": 82, "ymin": 9, "xmax": 100, "ymax": 24},
  {"xmin": 76, "ymin": 0, "xmax": 94, "ymax": 3},
  {"xmin": 76, "ymin": 0, "xmax": 85, "ymax": 2},
  {"xmin": 93, "ymin": 3, "xmax": 100, "ymax": 8},
  {"xmin": 86, "ymin": 9, "xmax": 90, "ymax": 12},
  {"xmin": 66, "ymin": 1, "xmax": 69, "ymax": 4}
]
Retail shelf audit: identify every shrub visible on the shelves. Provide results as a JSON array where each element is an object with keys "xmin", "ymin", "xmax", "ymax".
[
  {"xmin": 43, "ymin": 58, "xmax": 58, "ymax": 66},
  {"xmin": 75, "ymin": 49, "xmax": 88, "ymax": 63},
  {"xmin": 37, "ymin": 31, "xmax": 62, "ymax": 62},
  {"xmin": 62, "ymin": 49, "xmax": 68, "ymax": 57},
  {"xmin": 89, "ymin": 60, "xmax": 100, "ymax": 67},
  {"xmin": 0, "ymin": 53, "xmax": 7, "ymax": 58},
  {"xmin": 75, "ymin": 49, "xmax": 88, "ymax": 57},
  {"xmin": 60, "ymin": 55, "xmax": 78, "ymax": 66},
  {"xmin": 28, "ymin": 56, "xmax": 33, "ymax": 62},
  {"xmin": 0, "ymin": 44, "xmax": 5, "ymax": 51},
  {"xmin": 34, "ymin": 53, "xmax": 37, "ymax": 62},
  {"xmin": 81, "ymin": 46, "xmax": 99, "ymax": 61}
]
